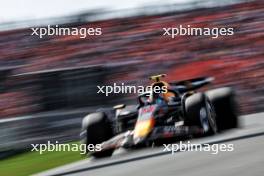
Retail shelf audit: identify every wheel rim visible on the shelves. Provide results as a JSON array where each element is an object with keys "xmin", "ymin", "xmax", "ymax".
[
  {"xmin": 199, "ymin": 107, "xmax": 209, "ymax": 132},
  {"xmin": 206, "ymin": 100, "xmax": 217, "ymax": 133}
]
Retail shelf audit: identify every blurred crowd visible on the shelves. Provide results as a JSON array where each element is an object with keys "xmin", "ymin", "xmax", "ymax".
[{"xmin": 0, "ymin": 0, "xmax": 263, "ymax": 118}]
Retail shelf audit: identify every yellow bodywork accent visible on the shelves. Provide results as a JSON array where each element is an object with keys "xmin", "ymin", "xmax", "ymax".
[{"xmin": 134, "ymin": 119, "xmax": 154, "ymax": 138}]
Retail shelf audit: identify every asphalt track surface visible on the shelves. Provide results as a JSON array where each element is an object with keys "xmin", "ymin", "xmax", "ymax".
[{"xmin": 35, "ymin": 112, "xmax": 264, "ymax": 176}]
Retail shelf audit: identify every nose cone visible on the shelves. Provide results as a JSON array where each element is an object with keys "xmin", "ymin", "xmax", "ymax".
[{"xmin": 133, "ymin": 119, "xmax": 154, "ymax": 144}]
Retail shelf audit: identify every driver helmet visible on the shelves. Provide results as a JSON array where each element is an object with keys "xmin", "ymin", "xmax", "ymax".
[{"xmin": 147, "ymin": 81, "xmax": 168, "ymax": 103}]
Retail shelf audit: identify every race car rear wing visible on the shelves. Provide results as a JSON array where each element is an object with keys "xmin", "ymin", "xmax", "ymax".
[{"xmin": 169, "ymin": 77, "xmax": 214, "ymax": 93}]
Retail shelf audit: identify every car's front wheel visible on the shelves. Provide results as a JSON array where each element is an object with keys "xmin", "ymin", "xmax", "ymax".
[{"xmin": 81, "ymin": 112, "xmax": 114, "ymax": 158}]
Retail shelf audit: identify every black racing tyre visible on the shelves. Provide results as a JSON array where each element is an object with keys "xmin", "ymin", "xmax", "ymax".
[
  {"xmin": 82, "ymin": 112, "xmax": 114, "ymax": 158},
  {"xmin": 185, "ymin": 93, "xmax": 217, "ymax": 135},
  {"xmin": 206, "ymin": 87, "xmax": 238, "ymax": 131}
]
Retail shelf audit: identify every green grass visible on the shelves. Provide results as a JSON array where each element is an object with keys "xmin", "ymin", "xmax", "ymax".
[{"xmin": 0, "ymin": 142, "xmax": 85, "ymax": 176}]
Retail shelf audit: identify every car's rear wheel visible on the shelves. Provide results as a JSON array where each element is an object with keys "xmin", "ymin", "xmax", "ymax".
[
  {"xmin": 206, "ymin": 87, "xmax": 238, "ymax": 131},
  {"xmin": 82, "ymin": 112, "xmax": 114, "ymax": 158},
  {"xmin": 185, "ymin": 93, "xmax": 217, "ymax": 136}
]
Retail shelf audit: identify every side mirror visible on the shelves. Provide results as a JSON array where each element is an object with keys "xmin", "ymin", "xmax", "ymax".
[{"xmin": 113, "ymin": 104, "xmax": 126, "ymax": 110}]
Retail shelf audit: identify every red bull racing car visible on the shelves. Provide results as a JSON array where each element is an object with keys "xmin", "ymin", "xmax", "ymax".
[{"xmin": 80, "ymin": 74, "xmax": 238, "ymax": 157}]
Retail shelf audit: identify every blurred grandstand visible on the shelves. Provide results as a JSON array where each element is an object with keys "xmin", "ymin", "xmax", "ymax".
[
  {"xmin": 0, "ymin": 0, "xmax": 263, "ymax": 157},
  {"xmin": 0, "ymin": 0, "xmax": 263, "ymax": 117}
]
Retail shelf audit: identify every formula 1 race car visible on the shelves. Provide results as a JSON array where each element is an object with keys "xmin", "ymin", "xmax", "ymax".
[{"xmin": 80, "ymin": 74, "xmax": 238, "ymax": 157}]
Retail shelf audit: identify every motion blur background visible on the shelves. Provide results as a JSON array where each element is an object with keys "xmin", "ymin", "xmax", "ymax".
[{"xmin": 0, "ymin": 0, "xmax": 263, "ymax": 158}]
